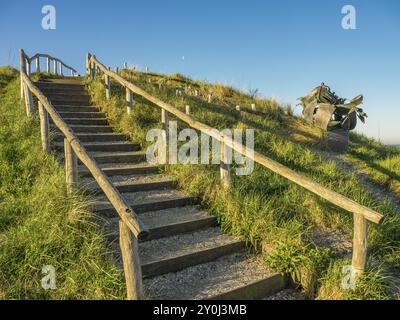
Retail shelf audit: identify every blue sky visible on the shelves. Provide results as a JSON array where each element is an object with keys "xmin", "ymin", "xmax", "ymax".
[{"xmin": 1, "ymin": 0, "xmax": 399, "ymax": 144}]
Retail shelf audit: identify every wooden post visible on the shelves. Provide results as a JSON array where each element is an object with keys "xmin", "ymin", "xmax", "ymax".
[
  {"xmin": 126, "ymin": 88, "xmax": 133, "ymax": 114},
  {"xmin": 38, "ymin": 102, "xmax": 50, "ymax": 153},
  {"xmin": 53, "ymin": 59, "xmax": 57, "ymax": 74},
  {"xmin": 24, "ymin": 83, "xmax": 34, "ymax": 117},
  {"xmin": 20, "ymin": 50, "xmax": 25, "ymax": 99},
  {"xmin": 251, "ymin": 103, "xmax": 256, "ymax": 111},
  {"xmin": 58, "ymin": 62, "xmax": 63, "ymax": 76},
  {"xmin": 46, "ymin": 57, "xmax": 50, "ymax": 73},
  {"xmin": 124, "ymin": 62, "xmax": 127, "ymax": 69},
  {"xmin": 105, "ymin": 74, "xmax": 111, "ymax": 99},
  {"xmin": 351, "ymin": 213, "xmax": 368, "ymax": 277},
  {"xmin": 86, "ymin": 53, "xmax": 91, "ymax": 75},
  {"xmin": 36, "ymin": 57, "xmax": 40, "ymax": 73},
  {"xmin": 236, "ymin": 105, "xmax": 241, "ymax": 112},
  {"xmin": 185, "ymin": 105, "xmax": 190, "ymax": 115},
  {"xmin": 161, "ymin": 109, "xmax": 169, "ymax": 164},
  {"xmin": 26, "ymin": 59, "xmax": 31, "ymax": 76},
  {"xmin": 64, "ymin": 138, "xmax": 78, "ymax": 193},
  {"xmin": 119, "ymin": 220, "xmax": 143, "ymax": 300},
  {"xmin": 220, "ymin": 134, "xmax": 231, "ymax": 189},
  {"xmin": 208, "ymin": 94, "xmax": 212, "ymax": 103},
  {"xmin": 145, "ymin": 67, "xmax": 149, "ymax": 73}
]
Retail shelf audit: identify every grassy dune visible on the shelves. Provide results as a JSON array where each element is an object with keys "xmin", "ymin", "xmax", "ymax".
[
  {"xmin": 87, "ymin": 70, "xmax": 400, "ymax": 299},
  {"xmin": 0, "ymin": 67, "xmax": 124, "ymax": 299}
]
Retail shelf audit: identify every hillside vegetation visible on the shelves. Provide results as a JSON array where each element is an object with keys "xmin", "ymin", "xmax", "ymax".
[
  {"xmin": 87, "ymin": 69, "xmax": 400, "ymax": 299},
  {"xmin": 0, "ymin": 67, "xmax": 124, "ymax": 299}
]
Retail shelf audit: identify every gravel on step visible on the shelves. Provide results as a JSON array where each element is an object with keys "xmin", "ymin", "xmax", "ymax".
[{"xmin": 144, "ymin": 252, "xmax": 272, "ymax": 300}]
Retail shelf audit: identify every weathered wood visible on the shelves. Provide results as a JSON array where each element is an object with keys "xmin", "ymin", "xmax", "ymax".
[
  {"xmin": 352, "ymin": 213, "xmax": 368, "ymax": 276},
  {"xmin": 20, "ymin": 72, "xmax": 148, "ymax": 240},
  {"xmin": 105, "ymin": 74, "xmax": 111, "ymax": 99},
  {"xmin": 26, "ymin": 59, "xmax": 31, "ymax": 76},
  {"xmin": 36, "ymin": 57, "xmax": 40, "ymax": 73},
  {"xmin": 46, "ymin": 57, "xmax": 50, "ymax": 73},
  {"xmin": 236, "ymin": 105, "xmax": 241, "ymax": 111},
  {"xmin": 161, "ymin": 108, "xmax": 169, "ymax": 164},
  {"xmin": 20, "ymin": 50, "xmax": 25, "ymax": 99},
  {"xmin": 119, "ymin": 220, "xmax": 143, "ymax": 300},
  {"xmin": 126, "ymin": 88, "xmax": 133, "ymax": 114},
  {"xmin": 185, "ymin": 105, "xmax": 190, "ymax": 115},
  {"xmin": 64, "ymin": 138, "xmax": 78, "ymax": 193},
  {"xmin": 58, "ymin": 61, "xmax": 63, "ymax": 76},
  {"xmin": 251, "ymin": 103, "xmax": 256, "ymax": 111},
  {"xmin": 208, "ymin": 94, "xmax": 212, "ymax": 103},
  {"xmin": 86, "ymin": 53, "xmax": 91, "ymax": 75},
  {"xmin": 89, "ymin": 55, "xmax": 384, "ymax": 224},
  {"xmin": 220, "ymin": 134, "xmax": 231, "ymax": 189},
  {"xmin": 23, "ymin": 83, "xmax": 34, "ymax": 117},
  {"xmin": 38, "ymin": 102, "xmax": 50, "ymax": 153},
  {"xmin": 53, "ymin": 59, "xmax": 57, "ymax": 74}
]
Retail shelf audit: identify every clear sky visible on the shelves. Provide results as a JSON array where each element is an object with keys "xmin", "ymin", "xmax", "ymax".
[{"xmin": 1, "ymin": 0, "xmax": 399, "ymax": 144}]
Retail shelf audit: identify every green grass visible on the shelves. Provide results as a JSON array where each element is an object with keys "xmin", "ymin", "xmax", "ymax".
[
  {"xmin": 86, "ymin": 69, "xmax": 400, "ymax": 300},
  {"xmin": 0, "ymin": 67, "xmax": 125, "ymax": 299}
]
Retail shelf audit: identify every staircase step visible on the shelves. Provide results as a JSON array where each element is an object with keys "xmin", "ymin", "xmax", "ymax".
[
  {"xmin": 51, "ymin": 99, "xmax": 91, "ymax": 106},
  {"xmin": 78, "ymin": 162, "xmax": 158, "ymax": 177},
  {"xmin": 83, "ymin": 174, "xmax": 176, "ymax": 194},
  {"xmin": 67, "ymin": 125, "xmax": 113, "ymax": 133},
  {"xmin": 61, "ymin": 118, "xmax": 108, "ymax": 125},
  {"xmin": 59, "ymin": 111, "xmax": 105, "ymax": 119},
  {"xmin": 101, "ymin": 206, "xmax": 217, "ymax": 242},
  {"xmin": 93, "ymin": 189, "xmax": 196, "ymax": 215},
  {"xmin": 54, "ymin": 105, "xmax": 99, "ymax": 112},
  {"xmin": 45, "ymin": 93, "xmax": 91, "ymax": 100},
  {"xmin": 53, "ymin": 141, "xmax": 140, "ymax": 152},
  {"xmin": 144, "ymin": 252, "xmax": 288, "ymax": 300},
  {"xmin": 38, "ymin": 87, "xmax": 87, "ymax": 95},
  {"xmin": 54, "ymin": 133, "xmax": 127, "ymax": 143},
  {"xmin": 138, "ymin": 227, "xmax": 243, "ymax": 278},
  {"xmin": 89, "ymin": 151, "xmax": 146, "ymax": 164}
]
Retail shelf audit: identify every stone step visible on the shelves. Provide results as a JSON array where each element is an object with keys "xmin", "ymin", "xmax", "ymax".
[
  {"xmin": 101, "ymin": 205, "xmax": 217, "ymax": 242},
  {"xmin": 54, "ymin": 133, "xmax": 127, "ymax": 143},
  {"xmin": 54, "ymin": 105, "xmax": 99, "ymax": 112},
  {"xmin": 144, "ymin": 252, "xmax": 288, "ymax": 300},
  {"xmin": 93, "ymin": 189, "xmax": 196, "ymax": 215},
  {"xmin": 138, "ymin": 227, "xmax": 243, "ymax": 278},
  {"xmin": 88, "ymin": 151, "xmax": 146, "ymax": 164},
  {"xmin": 78, "ymin": 162, "xmax": 158, "ymax": 177},
  {"xmin": 53, "ymin": 141, "xmax": 140, "ymax": 152},
  {"xmin": 60, "ymin": 118, "xmax": 109, "ymax": 125},
  {"xmin": 58, "ymin": 111, "xmax": 105, "ymax": 119},
  {"xmin": 83, "ymin": 174, "xmax": 176, "ymax": 194}
]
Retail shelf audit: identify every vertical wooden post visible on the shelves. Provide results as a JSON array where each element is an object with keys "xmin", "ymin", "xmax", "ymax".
[
  {"xmin": 64, "ymin": 138, "xmax": 78, "ymax": 194},
  {"xmin": 91, "ymin": 61, "xmax": 96, "ymax": 79},
  {"xmin": 86, "ymin": 53, "xmax": 91, "ymax": 75},
  {"xmin": 236, "ymin": 105, "xmax": 241, "ymax": 112},
  {"xmin": 26, "ymin": 59, "xmax": 31, "ymax": 76},
  {"xmin": 119, "ymin": 220, "xmax": 143, "ymax": 300},
  {"xmin": 46, "ymin": 57, "xmax": 50, "ymax": 73},
  {"xmin": 20, "ymin": 49, "xmax": 25, "ymax": 99},
  {"xmin": 105, "ymin": 74, "xmax": 111, "ymax": 99},
  {"xmin": 24, "ymin": 83, "xmax": 34, "ymax": 117},
  {"xmin": 220, "ymin": 134, "xmax": 231, "ymax": 189},
  {"xmin": 58, "ymin": 62, "xmax": 63, "ymax": 76},
  {"xmin": 38, "ymin": 102, "xmax": 50, "ymax": 153},
  {"xmin": 251, "ymin": 103, "xmax": 256, "ymax": 111},
  {"xmin": 351, "ymin": 213, "xmax": 368, "ymax": 277},
  {"xmin": 185, "ymin": 105, "xmax": 190, "ymax": 115},
  {"xmin": 53, "ymin": 59, "xmax": 57, "ymax": 74},
  {"xmin": 208, "ymin": 94, "xmax": 212, "ymax": 103},
  {"xmin": 124, "ymin": 62, "xmax": 127, "ymax": 69},
  {"xmin": 36, "ymin": 57, "xmax": 40, "ymax": 73},
  {"xmin": 126, "ymin": 88, "xmax": 133, "ymax": 114},
  {"xmin": 161, "ymin": 109, "xmax": 169, "ymax": 164}
]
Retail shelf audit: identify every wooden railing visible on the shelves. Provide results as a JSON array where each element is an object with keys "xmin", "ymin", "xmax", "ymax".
[
  {"xmin": 88, "ymin": 53, "xmax": 384, "ymax": 279},
  {"xmin": 19, "ymin": 49, "xmax": 147, "ymax": 300}
]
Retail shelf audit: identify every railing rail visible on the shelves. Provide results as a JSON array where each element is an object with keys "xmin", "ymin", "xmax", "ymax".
[
  {"xmin": 19, "ymin": 49, "xmax": 147, "ymax": 300},
  {"xmin": 88, "ymin": 53, "xmax": 384, "ymax": 278}
]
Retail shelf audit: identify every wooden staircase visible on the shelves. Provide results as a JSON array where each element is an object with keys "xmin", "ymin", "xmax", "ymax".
[{"xmin": 36, "ymin": 77, "xmax": 289, "ymax": 300}]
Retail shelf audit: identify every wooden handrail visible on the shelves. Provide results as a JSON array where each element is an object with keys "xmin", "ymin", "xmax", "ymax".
[
  {"xmin": 20, "ymin": 49, "xmax": 146, "ymax": 299},
  {"xmin": 89, "ymin": 54, "xmax": 384, "ymax": 224},
  {"xmin": 29, "ymin": 53, "xmax": 78, "ymax": 74}
]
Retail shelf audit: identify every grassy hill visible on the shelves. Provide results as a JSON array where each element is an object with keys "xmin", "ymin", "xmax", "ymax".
[
  {"xmin": 0, "ymin": 67, "xmax": 124, "ymax": 299},
  {"xmin": 87, "ymin": 69, "xmax": 400, "ymax": 299}
]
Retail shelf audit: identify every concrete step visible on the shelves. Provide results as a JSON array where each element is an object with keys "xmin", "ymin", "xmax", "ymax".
[
  {"xmin": 100, "ymin": 206, "xmax": 217, "ymax": 242},
  {"xmin": 78, "ymin": 162, "xmax": 158, "ymax": 177},
  {"xmin": 138, "ymin": 227, "xmax": 243, "ymax": 278},
  {"xmin": 82, "ymin": 174, "xmax": 176, "ymax": 194},
  {"xmin": 144, "ymin": 252, "xmax": 288, "ymax": 300},
  {"xmin": 88, "ymin": 151, "xmax": 146, "ymax": 164},
  {"xmin": 54, "ymin": 133, "xmax": 127, "ymax": 143},
  {"xmin": 93, "ymin": 189, "xmax": 196, "ymax": 215},
  {"xmin": 53, "ymin": 141, "xmax": 140, "ymax": 152},
  {"xmin": 58, "ymin": 112, "xmax": 106, "ymax": 119},
  {"xmin": 54, "ymin": 105, "xmax": 98, "ymax": 112},
  {"xmin": 60, "ymin": 118, "xmax": 109, "ymax": 125}
]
